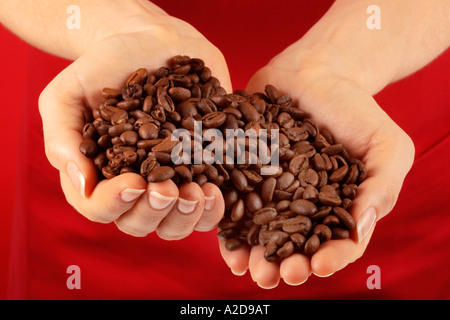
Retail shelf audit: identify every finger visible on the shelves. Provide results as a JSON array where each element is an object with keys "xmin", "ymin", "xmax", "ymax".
[
  {"xmin": 248, "ymin": 246, "xmax": 280, "ymax": 289},
  {"xmin": 60, "ymin": 172, "xmax": 147, "ymax": 223},
  {"xmin": 156, "ymin": 182, "xmax": 205, "ymax": 240},
  {"xmin": 218, "ymin": 240, "xmax": 250, "ymax": 276},
  {"xmin": 311, "ymin": 228, "xmax": 375, "ymax": 277},
  {"xmin": 353, "ymin": 127, "xmax": 415, "ymax": 243},
  {"xmin": 39, "ymin": 67, "xmax": 97, "ymax": 198},
  {"xmin": 279, "ymin": 253, "xmax": 312, "ymax": 286},
  {"xmin": 194, "ymin": 183, "xmax": 225, "ymax": 232},
  {"xmin": 114, "ymin": 179, "xmax": 179, "ymax": 237}
]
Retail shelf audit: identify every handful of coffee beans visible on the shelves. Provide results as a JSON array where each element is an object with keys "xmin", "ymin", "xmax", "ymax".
[{"xmin": 80, "ymin": 55, "xmax": 367, "ymax": 262}]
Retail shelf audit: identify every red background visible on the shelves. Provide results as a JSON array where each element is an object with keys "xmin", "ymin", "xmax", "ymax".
[{"xmin": 1, "ymin": 0, "xmax": 449, "ymax": 299}]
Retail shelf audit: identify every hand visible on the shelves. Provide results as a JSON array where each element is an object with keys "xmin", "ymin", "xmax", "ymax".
[
  {"xmin": 38, "ymin": 16, "xmax": 230, "ymax": 239},
  {"xmin": 219, "ymin": 50, "xmax": 415, "ymax": 288}
]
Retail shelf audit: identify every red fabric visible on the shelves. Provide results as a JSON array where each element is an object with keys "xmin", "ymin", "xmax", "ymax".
[{"xmin": 2, "ymin": 0, "xmax": 450, "ymax": 299}]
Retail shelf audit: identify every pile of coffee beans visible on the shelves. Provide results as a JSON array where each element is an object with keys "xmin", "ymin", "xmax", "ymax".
[{"xmin": 79, "ymin": 55, "xmax": 367, "ymax": 261}]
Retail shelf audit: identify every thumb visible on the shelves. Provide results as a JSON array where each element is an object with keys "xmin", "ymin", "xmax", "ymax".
[
  {"xmin": 351, "ymin": 126, "xmax": 415, "ymax": 244},
  {"xmin": 38, "ymin": 67, "xmax": 98, "ymax": 198}
]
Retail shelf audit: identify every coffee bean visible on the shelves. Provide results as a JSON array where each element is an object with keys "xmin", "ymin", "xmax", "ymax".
[
  {"xmin": 120, "ymin": 131, "xmax": 138, "ymax": 146},
  {"xmin": 168, "ymin": 87, "xmax": 191, "ymax": 101},
  {"xmin": 277, "ymin": 241, "xmax": 294, "ymax": 258},
  {"xmin": 253, "ymin": 207, "xmax": 277, "ymax": 225},
  {"xmin": 331, "ymin": 227, "xmax": 350, "ymax": 239},
  {"xmin": 202, "ymin": 111, "xmax": 226, "ymax": 128},
  {"xmin": 147, "ymin": 166, "xmax": 175, "ymax": 183},
  {"xmin": 246, "ymin": 192, "xmax": 263, "ymax": 213},
  {"xmin": 225, "ymin": 238, "xmax": 241, "ymax": 251},
  {"xmin": 290, "ymin": 233, "xmax": 306, "ymax": 249},
  {"xmin": 282, "ymin": 215, "xmax": 312, "ymax": 235},
  {"xmin": 317, "ymin": 191, "xmax": 342, "ymax": 206},
  {"xmin": 138, "ymin": 123, "xmax": 159, "ymax": 140},
  {"xmin": 80, "ymin": 138, "xmax": 98, "ymax": 158},
  {"xmin": 231, "ymin": 199, "xmax": 245, "ymax": 222},
  {"xmin": 290, "ymin": 199, "xmax": 318, "ymax": 216},
  {"xmin": 313, "ymin": 224, "xmax": 332, "ymax": 242},
  {"xmin": 230, "ymin": 169, "xmax": 249, "ymax": 192},
  {"xmin": 333, "ymin": 207, "xmax": 355, "ymax": 230},
  {"xmin": 261, "ymin": 177, "xmax": 276, "ymax": 204},
  {"xmin": 140, "ymin": 157, "xmax": 158, "ymax": 178},
  {"xmin": 304, "ymin": 234, "xmax": 320, "ymax": 255},
  {"xmin": 288, "ymin": 154, "xmax": 308, "ymax": 175},
  {"xmin": 126, "ymin": 68, "xmax": 148, "ymax": 86}
]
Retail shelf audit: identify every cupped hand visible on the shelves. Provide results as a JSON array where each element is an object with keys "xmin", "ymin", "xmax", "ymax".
[
  {"xmin": 38, "ymin": 16, "xmax": 230, "ymax": 239},
  {"xmin": 219, "ymin": 54, "xmax": 415, "ymax": 288}
]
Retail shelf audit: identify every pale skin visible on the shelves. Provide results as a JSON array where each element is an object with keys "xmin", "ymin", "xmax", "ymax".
[{"xmin": 1, "ymin": 0, "xmax": 449, "ymax": 288}]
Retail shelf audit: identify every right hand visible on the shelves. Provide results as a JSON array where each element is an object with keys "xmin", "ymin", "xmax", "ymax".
[
  {"xmin": 219, "ymin": 49, "xmax": 415, "ymax": 288},
  {"xmin": 38, "ymin": 15, "xmax": 230, "ymax": 240}
]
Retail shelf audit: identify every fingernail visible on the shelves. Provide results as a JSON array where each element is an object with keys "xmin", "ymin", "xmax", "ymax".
[
  {"xmin": 177, "ymin": 198, "xmax": 199, "ymax": 214},
  {"xmin": 67, "ymin": 162, "xmax": 85, "ymax": 198},
  {"xmin": 120, "ymin": 188, "xmax": 146, "ymax": 202},
  {"xmin": 313, "ymin": 272, "xmax": 334, "ymax": 278},
  {"xmin": 357, "ymin": 207, "xmax": 377, "ymax": 243},
  {"xmin": 148, "ymin": 191, "xmax": 176, "ymax": 210},
  {"xmin": 283, "ymin": 278, "xmax": 308, "ymax": 286},
  {"xmin": 204, "ymin": 196, "xmax": 216, "ymax": 211},
  {"xmin": 231, "ymin": 268, "xmax": 246, "ymax": 276}
]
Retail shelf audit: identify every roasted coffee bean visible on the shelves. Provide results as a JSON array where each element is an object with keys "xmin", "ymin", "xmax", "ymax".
[
  {"xmin": 290, "ymin": 233, "xmax": 306, "ymax": 249},
  {"xmin": 333, "ymin": 207, "xmax": 356, "ymax": 230},
  {"xmin": 231, "ymin": 199, "xmax": 245, "ymax": 222},
  {"xmin": 80, "ymin": 138, "xmax": 98, "ymax": 158},
  {"xmin": 261, "ymin": 177, "xmax": 276, "ymax": 204},
  {"xmin": 138, "ymin": 123, "xmax": 159, "ymax": 140},
  {"xmin": 126, "ymin": 68, "xmax": 148, "ymax": 86},
  {"xmin": 317, "ymin": 191, "xmax": 342, "ymax": 206},
  {"xmin": 147, "ymin": 166, "xmax": 175, "ymax": 183},
  {"xmin": 230, "ymin": 168, "xmax": 249, "ymax": 192},
  {"xmin": 246, "ymin": 192, "xmax": 263, "ymax": 213},
  {"xmin": 304, "ymin": 234, "xmax": 320, "ymax": 255},
  {"xmin": 120, "ymin": 131, "xmax": 139, "ymax": 146},
  {"xmin": 313, "ymin": 224, "xmax": 332, "ymax": 242},
  {"xmin": 253, "ymin": 207, "xmax": 277, "ymax": 225},
  {"xmin": 168, "ymin": 87, "xmax": 191, "ymax": 101},
  {"xmin": 277, "ymin": 241, "xmax": 294, "ymax": 258},
  {"xmin": 174, "ymin": 165, "xmax": 193, "ymax": 183},
  {"xmin": 331, "ymin": 227, "xmax": 350, "ymax": 239},
  {"xmin": 140, "ymin": 157, "xmax": 158, "ymax": 177},
  {"xmin": 102, "ymin": 87, "xmax": 122, "ymax": 100},
  {"xmin": 202, "ymin": 111, "xmax": 226, "ymax": 128},
  {"xmin": 151, "ymin": 136, "xmax": 179, "ymax": 153},
  {"xmin": 288, "ymin": 154, "xmax": 308, "ymax": 175},
  {"xmin": 80, "ymin": 56, "xmax": 367, "ymax": 264},
  {"xmin": 282, "ymin": 215, "xmax": 312, "ymax": 235},
  {"xmin": 290, "ymin": 199, "xmax": 318, "ymax": 216},
  {"xmin": 225, "ymin": 238, "xmax": 241, "ymax": 251}
]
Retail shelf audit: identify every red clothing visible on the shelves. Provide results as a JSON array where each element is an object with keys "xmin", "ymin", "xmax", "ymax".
[{"xmin": 6, "ymin": 0, "xmax": 450, "ymax": 299}]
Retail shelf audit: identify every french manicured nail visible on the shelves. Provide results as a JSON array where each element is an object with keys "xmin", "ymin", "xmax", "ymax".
[
  {"xmin": 67, "ymin": 162, "xmax": 85, "ymax": 198},
  {"xmin": 313, "ymin": 272, "xmax": 334, "ymax": 278},
  {"xmin": 231, "ymin": 268, "xmax": 246, "ymax": 276},
  {"xmin": 357, "ymin": 207, "xmax": 377, "ymax": 243},
  {"xmin": 148, "ymin": 191, "xmax": 176, "ymax": 210},
  {"xmin": 204, "ymin": 196, "xmax": 216, "ymax": 211},
  {"xmin": 177, "ymin": 198, "xmax": 198, "ymax": 214},
  {"xmin": 120, "ymin": 188, "xmax": 146, "ymax": 202}
]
